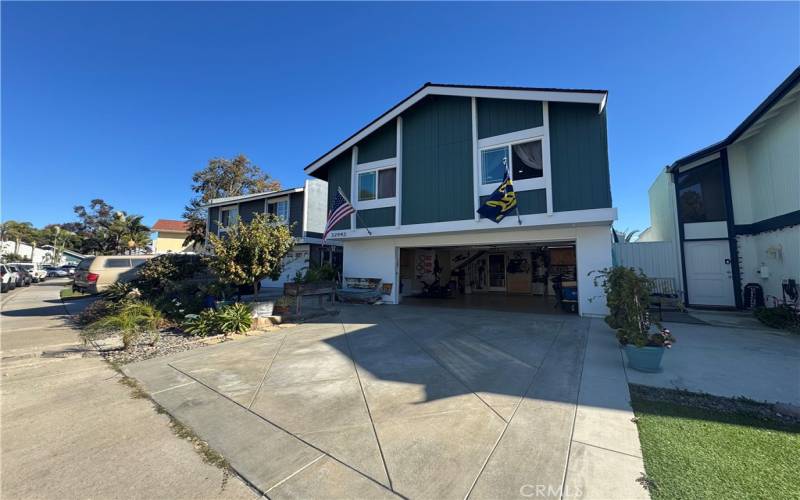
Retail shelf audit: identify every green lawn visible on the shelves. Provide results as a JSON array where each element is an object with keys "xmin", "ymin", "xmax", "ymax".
[
  {"xmin": 60, "ymin": 287, "xmax": 90, "ymax": 299},
  {"xmin": 631, "ymin": 390, "xmax": 800, "ymax": 500}
]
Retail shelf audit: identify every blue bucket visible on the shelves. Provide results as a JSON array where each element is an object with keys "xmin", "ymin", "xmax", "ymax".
[{"xmin": 624, "ymin": 345, "xmax": 666, "ymax": 373}]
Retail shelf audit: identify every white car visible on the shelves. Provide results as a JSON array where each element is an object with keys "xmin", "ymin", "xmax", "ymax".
[
  {"xmin": 46, "ymin": 268, "xmax": 69, "ymax": 277},
  {"xmin": 1, "ymin": 264, "xmax": 17, "ymax": 292},
  {"xmin": 8, "ymin": 262, "xmax": 47, "ymax": 283}
]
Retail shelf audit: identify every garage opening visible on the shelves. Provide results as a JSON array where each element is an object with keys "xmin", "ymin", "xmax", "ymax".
[{"xmin": 398, "ymin": 243, "xmax": 579, "ymax": 314}]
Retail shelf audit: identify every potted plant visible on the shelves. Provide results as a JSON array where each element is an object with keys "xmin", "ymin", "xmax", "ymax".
[
  {"xmin": 593, "ymin": 267, "xmax": 676, "ymax": 372},
  {"xmin": 273, "ymin": 295, "xmax": 292, "ymax": 316}
]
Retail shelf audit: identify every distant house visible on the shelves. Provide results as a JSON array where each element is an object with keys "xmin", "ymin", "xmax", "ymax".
[
  {"xmin": 205, "ymin": 180, "xmax": 342, "ymax": 288},
  {"xmin": 38, "ymin": 245, "xmax": 86, "ymax": 266},
  {"xmin": 151, "ymin": 219, "xmax": 197, "ymax": 254},
  {"xmin": 643, "ymin": 67, "xmax": 799, "ymax": 308}
]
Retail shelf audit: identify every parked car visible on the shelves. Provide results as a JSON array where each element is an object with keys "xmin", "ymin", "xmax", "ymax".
[
  {"xmin": 1, "ymin": 264, "xmax": 16, "ymax": 292},
  {"xmin": 7, "ymin": 262, "xmax": 46, "ymax": 283},
  {"xmin": 73, "ymin": 255, "xmax": 155, "ymax": 294},
  {"xmin": 60, "ymin": 265, "xmax": 77, "ymax": 276},
  {"xmin": 47, "ymin": 268, "xmax": 69, "ymax": 277},
  {"xmin": 8, "ymin": 265, "xmax": 31, "ymax": 287}
]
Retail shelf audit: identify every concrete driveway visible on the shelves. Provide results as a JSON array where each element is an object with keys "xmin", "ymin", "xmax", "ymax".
[{"xmin": 126, "ymin": 305, "xmax": 648, "ymax": 499}]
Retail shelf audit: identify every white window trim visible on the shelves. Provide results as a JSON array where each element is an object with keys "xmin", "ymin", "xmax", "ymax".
[
  {"xmin": 353, "ymin": 157, "xmax": 398, "ymax": 210},
  {"xmin": 477, "ymin": 131, "xmax": 547, "ymax": 196},
  {"xmin": 266, "ymin": 196, "xmax": 290, "ymax": 222},
  {"xmin": 218, "ymin": 206, "xmax": 239, "ymax": 233}
]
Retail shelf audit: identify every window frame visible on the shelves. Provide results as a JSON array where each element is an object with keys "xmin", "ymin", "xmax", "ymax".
[
  {"xmin": 353, "ymin": 157, "xmax": 398, "ymax": 210},
  {"xmin": 218, "ymin": 206, "xmax": 238, "ymax": 232},
  {"xmin": 478, "ymin": 134, "xmax": 545, "ymax": 196},
  {"xmin": 266, "ymin": 196, "xmax": 290, "ymax": 223}
]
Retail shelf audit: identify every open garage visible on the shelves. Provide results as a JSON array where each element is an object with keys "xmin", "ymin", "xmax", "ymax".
[{"xmin": 399, "ymin": 243, "xmax": 579, "ymax": 314}]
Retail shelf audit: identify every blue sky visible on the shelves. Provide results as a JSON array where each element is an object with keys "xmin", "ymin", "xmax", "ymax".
[{"xmin": 2, "ymin": 2, "xmax": 798, "ymax": 233}]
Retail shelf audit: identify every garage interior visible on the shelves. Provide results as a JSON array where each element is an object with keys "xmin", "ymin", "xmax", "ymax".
[{"xmin": 398, "ymin": 243, "xmax": 579, "ymax": 314}]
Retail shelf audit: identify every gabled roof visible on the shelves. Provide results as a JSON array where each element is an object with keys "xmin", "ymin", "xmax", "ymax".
[
  {"xmin": 204, "ymin": 186, "xmax": 304, "ymax": 208},
  {"xmin": 304, "ymin": 82, "xmax": 609, "ymax": 177},
  {"xmin": 151, "ymin": 219, "xmax": 189, "ymax": 233},
  {"xmin": 670, "ymin": 66, "xmax": 800, "ymax": 171}
]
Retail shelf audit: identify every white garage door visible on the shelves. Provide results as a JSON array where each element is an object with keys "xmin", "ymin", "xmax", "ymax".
[{"xmin": 684, "ymin": 240, "xmax": 735, "ymax": 307}]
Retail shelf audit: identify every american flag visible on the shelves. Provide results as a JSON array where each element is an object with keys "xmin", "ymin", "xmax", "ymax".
[{"xmin": 323, "ymin": 188, "xmax": 355, "ymax": 242}]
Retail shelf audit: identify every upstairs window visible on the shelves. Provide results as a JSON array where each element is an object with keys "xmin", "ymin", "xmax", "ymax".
[
  {"xmin": 480, "ymin": 139, "xmax": 543, "ymax": 185},
  {"xmin": 358, "ymin": 167, "xmax": 396, "ymax": 201},
  {"xmin": 677, "ymin": 160, "xmax": 726, "ymax": 223},
  {"xmin": 267, "ymin": 199, "xmax": 289, "ymax": 221},
  {"xmin": 219, "ymin": 207, "xmax": 238, "ymax": 230}
]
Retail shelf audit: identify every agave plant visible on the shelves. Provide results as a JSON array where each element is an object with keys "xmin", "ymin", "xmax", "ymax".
[{"xmin": 216, "ymin": 303, "xmax": 253, "ymax": 335}]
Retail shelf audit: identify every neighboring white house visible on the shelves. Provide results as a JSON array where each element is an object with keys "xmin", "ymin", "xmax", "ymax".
[
  {"xmin": 643, "ymin": 66, "xmax": 800, "ymax": 308},
  {"xmin": 0, "ymin": 241, "xmax": 85, "ymax": 265}
]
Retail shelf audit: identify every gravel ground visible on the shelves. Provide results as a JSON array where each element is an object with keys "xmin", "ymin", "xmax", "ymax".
[
  {"xmin": 89, "ymin": 329, "xmax": 229, "ymax": 365},
  {"xmin": 629, "ymin": 384, "xmax": 800, "ymax": 425}
]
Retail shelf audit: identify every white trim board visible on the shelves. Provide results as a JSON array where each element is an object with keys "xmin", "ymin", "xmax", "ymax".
[
  {"xmin": 305, "ymin": 85, "xmax": 607, "ymax": 176},
  {"xmin": 326, "ymin": 207, "xmax": 617, "ymax": 241}
]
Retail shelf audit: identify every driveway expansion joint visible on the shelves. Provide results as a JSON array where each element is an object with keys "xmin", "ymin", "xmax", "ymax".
[{"xmin": 247, "ymin": 330, "xmax": 290, "ymax": 409}]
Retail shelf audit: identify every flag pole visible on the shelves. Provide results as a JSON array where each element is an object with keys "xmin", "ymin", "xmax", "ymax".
[
  {"xmin": 504, "ymin": 157, "xmax": 523, "ymax": 226},
  {"xmin": 338, "ymin": 187, "xmax": 372, "ymax": 236}
]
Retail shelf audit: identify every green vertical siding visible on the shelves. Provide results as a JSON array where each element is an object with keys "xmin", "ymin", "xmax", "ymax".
[
  {"xmin": 479, "ymin": 188, "xmax": 546, "ymax": 218},
  {"xmin": 357, "ymin": 121, "xmax": 396, "ymax": 164},
  {"xmin": 239, "ymin": 200, "xmax": 263, "ymax": 223},
  {"xmin": 477, "ymin": 98, "xmax": 543, "ymax": 139},
  {"xmin": 549, "ymin": 103, "xmax": 612, "ymax": 212},
  {"xmin": 356, "ymin": 207, "xmax": 395, "ymax": 228},
  {"xmin": 402, "ymin": 95, "xmax": 474, "ymax": 225},
  {"xmin": 289, "ymin": 192, "xmax": 304, "ymax": 237},
  {"xmin": 326, "ymin": 151, "xmax": 353, "ymax": 231}
]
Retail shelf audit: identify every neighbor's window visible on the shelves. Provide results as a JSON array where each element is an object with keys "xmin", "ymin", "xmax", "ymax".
[
  {"xmin": 481, "ymin": 140, "xmax": 543, "ymax": 185},
  {"xmin": 220, "ymin": 207, "xmax": 238, "ymax": 228},
  {"xmin": 358, "ymin": 167, "xmax": 396, "ymax": 201},
  {"xmin": 267, "ymin": 200, "xmax": 289, "ymax": 221},
  {"xmin": 677, "ymin": 160, "xmax": 727, "ymax": 223}
]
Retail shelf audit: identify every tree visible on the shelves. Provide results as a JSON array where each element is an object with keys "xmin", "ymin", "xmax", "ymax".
[
  {"xmin": 208, "ymin": 213, "xmax": 294, "ymax": 298},
  {"xmin": 0, "ymin": 221, "xmax": 37, "ymax": 256},
  {"xmin": 183, "ymin": 155, "xmax": 281, "ymax": 247},
  {"xmin": 613, "ymin": 227, "xmax": 641, "ymax": 243},
  {"xmin": 72, "ymin": 199, "xmax": 151, "ymax": 255}
]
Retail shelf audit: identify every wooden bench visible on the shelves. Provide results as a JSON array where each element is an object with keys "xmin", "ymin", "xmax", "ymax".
[
  {"xmin": 337, "ymin": 277, "xmax": 383, "ymax": 304},
  {"xmin": 649, "ymin": 278, "xmax": 683, "ymax": 319},
  {"xmin": 283, "ymin": 281, "xmax": 336, "ymax": 315}
]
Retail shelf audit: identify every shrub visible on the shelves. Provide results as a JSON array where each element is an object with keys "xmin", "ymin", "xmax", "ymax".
[
  {"xmin": 216, "ymin": 303, "xmax": 253, "ymax": 335},
  {"xmin": 181, "ymin": 309, "xmax": 220, "ymax": 337},
  {"xmin": 102, "ymin": 282, "xmax": 136, "ymax": 302},
  {"xmin": 76, "ymin": 299, "xmax": 118, "ymax": 326},
  {"xmin": 294, "ymin": 262, "xmax": 337, "ymax": 284},
  {"xmin": 134, "ymin": 254, "xmax": 208, "ymax": 297},
  {"xmin": 754, "ymin": 305, "xmax": 800, "ymax": 334},
  {"xmin": 592, "ymin": 267, "xmax": 675, "ymax": 348},
  {"xmin": 86, "ymin": 300, "xmax": 164, "ymax": 349}
]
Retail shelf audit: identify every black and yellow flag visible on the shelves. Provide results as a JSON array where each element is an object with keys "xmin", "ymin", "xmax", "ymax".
[{"xmin": 477, "ymin": 172, "xmax": 517, "ymax": 223}]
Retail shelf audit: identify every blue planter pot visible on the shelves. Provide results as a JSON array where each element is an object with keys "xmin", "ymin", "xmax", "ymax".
[{"xmin": 624, "ymin": 345, "xmax": 666, "ymax": 373}]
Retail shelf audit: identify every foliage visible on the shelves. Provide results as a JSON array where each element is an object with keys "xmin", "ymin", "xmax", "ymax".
[
  {"xmin": 76, "ymin": 299, "xmax": 119, "ymax": 325},
  {"xmin": 71, "ymin": 199, "xmax": 151, "ymax": 255},
  {"xmin": 293, "ymin": 262, "xmax": 338, "ymax": 284},
  {"xmin": 613, "ymin": 226, "xmax": 641, "ymax": 243},
  {"xmin": 592, "ymin": 266, "xmax": 675, "ymax": 348},
  {"xmin": 183, "ymin": 154, "xmax": 281, "ymax": 247},
  {"xmin": 754, "ymin": 305, "xmax": 800, "ymax": 334},
  {"xmin": 208, "ymin": 213, "xmax": 295, "ymax": 297},
  {"xmin": 86, "ymin": 300, "xmax": 164, "ymax": 349},
  {"xmin": 1, "ymin": 253, "xmax": 29, "ymax": 263},
  {"xmin": 215, "ymin": 303, "xmax": 253, "ymax": 335},
  {"xmin": 181, "ymin": 309, "xmax": 221, "ymax": 337},
  {"xmin": 1, "ymin": 221, "xmax": 83, "ymax": 264},
  {"xmin": 134, "ymin": 253, "xmax": 208, "ymax": 297},
  {"xmin": 102, "ymin": 282, "xmax": 136, "ymax": 302}
]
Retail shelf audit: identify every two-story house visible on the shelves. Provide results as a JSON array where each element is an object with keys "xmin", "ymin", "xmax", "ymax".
[
  {"xmin": 205, "ymin": 179, "xmax": 342, "ymax": 288},
  {"xmin": 641, "ymin": 67, "xmax": 799, "ymax": 308},
  {"xmin": 304, "ymin": 83, "xmax": 617, "ymax": 317}
]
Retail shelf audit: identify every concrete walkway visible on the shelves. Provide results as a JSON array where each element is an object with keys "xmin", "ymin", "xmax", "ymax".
[
  {"xmin": 626, "ymin": 319, "xmax": 800, "ymax": 406},
  {"xmin": 126, "ymin": 305, "xmax": 648, "ymax": 499},
  {"xmin": 0, "ymin": 281, "xmax": 255, "ymax": 499}
]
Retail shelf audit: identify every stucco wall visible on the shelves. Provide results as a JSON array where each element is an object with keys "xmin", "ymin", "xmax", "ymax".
[
  {"xmin": 728, "ymin": 98, "xmax": 800, "ymax": 225},
  {"xmin": 640, "ymin": 169, "xmax": 678, "ymax": 243},
  {"xmin": 736, "ymin": 225, "xmax": 800, "ymax": 303},
  {"xmin": 154, "ymin": 232, "xmax": 194, "ymax": 253}
]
